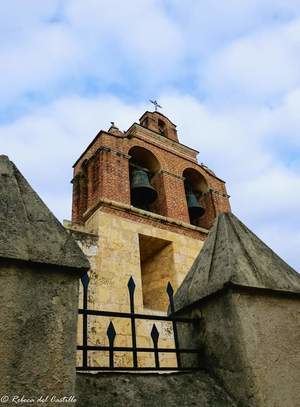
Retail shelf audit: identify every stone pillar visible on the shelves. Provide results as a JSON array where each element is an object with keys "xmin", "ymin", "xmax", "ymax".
[
  {"xmin": 0, "ymin": 155, "xmax": 89, "ymax": 405},
  {"xmin": 173, "ymin": 212, "xmax": 300, "ymax": 407}
]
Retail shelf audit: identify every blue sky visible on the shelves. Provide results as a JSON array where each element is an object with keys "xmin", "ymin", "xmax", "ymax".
[{"xmin": 1, "ymin": 0, "xmax": 300, "ymax": 270}]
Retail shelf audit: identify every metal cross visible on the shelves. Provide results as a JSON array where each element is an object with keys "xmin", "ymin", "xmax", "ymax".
[{"xmin": 149, "ymin": 99, "xmax": 162, "ymax": 112}]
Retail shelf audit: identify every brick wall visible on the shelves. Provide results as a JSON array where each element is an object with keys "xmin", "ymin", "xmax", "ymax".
[{"xmin": 71, "ymin": 111, "xmax": 231, "ymax": 230}]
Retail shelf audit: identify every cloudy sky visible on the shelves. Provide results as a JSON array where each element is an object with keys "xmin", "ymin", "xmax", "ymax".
[{"xmin": 1, "ymin": 0, "xmax": 299, "ymax": 270}]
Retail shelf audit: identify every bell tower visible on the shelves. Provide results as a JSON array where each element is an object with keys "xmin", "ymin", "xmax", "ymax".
[{"xmin": 67, "ymin": 108, "xmax": 230, "ymax": 367}]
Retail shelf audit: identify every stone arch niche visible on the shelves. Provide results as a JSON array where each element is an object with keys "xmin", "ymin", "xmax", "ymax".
[
  {"xmin": 128, "ymin": 146, "xmax": 165, "ymax": 215},
  {"xmin": 183, "ymin": 168, "xmax": 210, "ymax": 228}
]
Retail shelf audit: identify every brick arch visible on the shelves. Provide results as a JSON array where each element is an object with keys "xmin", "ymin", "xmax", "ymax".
[
  {"xmin": 182, "ymin": 167, "xmax": 209, "ymax": 193},
  {"xmin": 125, "ymin": 139, "xmax": 169, "ymax": 171},
  {"xmin": 128, "ymin": 145, "xmax": 166, "ymax": 216},
  {"xmin": 128, "ymin": 145, "xmax": 161, "ymax": 173},
  {"xmin": 182, "ymin": 166, "xmax": 216, "ymax": 229},
  {"xmin": 180, "ymin": 163, "xmax": 212, "ymax": 188}
]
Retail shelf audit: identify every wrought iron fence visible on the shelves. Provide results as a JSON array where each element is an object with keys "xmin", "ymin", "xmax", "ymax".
[{"xmin": 77, "ymin": 272, "xmax": 200, "ymax": 371}]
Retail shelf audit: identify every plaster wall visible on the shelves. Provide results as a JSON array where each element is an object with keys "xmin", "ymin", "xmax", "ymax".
[
  {"xmin": 178, "ymin": 289, "xmax": 300, "ymax": 407},
  {"xmin": 234, "ymin": 292, "xmax": 300, "ymax": 407},
  {"xmin": 0, "ymin": 261, "xmax": 79, "ymax": 403}
]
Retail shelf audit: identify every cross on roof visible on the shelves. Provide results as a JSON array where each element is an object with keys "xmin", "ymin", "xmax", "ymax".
[{"xmin": 149, "ymin": 99, "xmax": 162, "ymax": 112}]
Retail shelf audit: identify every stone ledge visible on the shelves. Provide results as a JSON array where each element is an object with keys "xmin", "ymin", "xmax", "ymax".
[
  {"xmin": 83, "ymin": 198, "xmax": 209, "ymax": 235},
  {"xmin": 63, "ymin": 219, "xmax": 99, "ymax": 237}
]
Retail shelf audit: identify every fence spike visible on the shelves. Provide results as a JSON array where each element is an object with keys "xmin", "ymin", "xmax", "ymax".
[
  {"xmin": 107, "ymin": 321, "xmax": 116, "ymax": 369},
  {"xmin": 127, "ymin": 276, "xmax": 136, "ymax": 294},
  {"xmin": 128, "ymin": 276, "xmax": 137, "ymax": 367},
  {"xmin": 151, "ymin": 324, "xmax": 160, "ymax": 369},
  {"xmin": 151, "ymin": 323, "xmax": 159, "ymax": 345},
  {"xmin": 107, "ymin": 321, "xmax": 116, "ymax": 345},
  {"xmin": 166, "ymin": 282, "xmax": 174, "ymax": 297},
  {"xmin": 81, "ymin": 272, "xmax": 90, "ymax": 289},
  {"xmin": 167, "ymin": 282, "xmax": 175, "ymax": 314}
]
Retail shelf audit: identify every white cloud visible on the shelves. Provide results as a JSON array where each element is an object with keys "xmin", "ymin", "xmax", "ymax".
[
  {"xmin": 0, "ymin": 0, "xmax": 185, "ymax": 106},
  {"xmin": 0, "ymin": 24, "xmax": 77, "ymax": 103},
  {"xmin": 201, "ymin": 17, "xmax": 300, "ymax": 100}
]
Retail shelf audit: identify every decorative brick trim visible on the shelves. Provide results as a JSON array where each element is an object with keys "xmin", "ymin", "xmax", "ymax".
[{"xmin": 159, "ymin": 170, "xmax": 185, "ymax": 180}]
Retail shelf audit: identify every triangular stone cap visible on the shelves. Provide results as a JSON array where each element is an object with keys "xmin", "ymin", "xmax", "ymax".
[
  {"xmin": 174, "ymin": 212, "xmax": 300, "ymax": 311},
  {"xmin": 0, "ymin": 155, "xmax": 90, "ymax": 271}
]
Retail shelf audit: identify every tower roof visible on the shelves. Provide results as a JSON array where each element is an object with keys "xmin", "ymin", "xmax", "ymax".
[
  {"xmin": 174, "ymin": 212, "xmax": 300, "ymax": 311},
  {"xmin": 139, "ymin": 110, "xmax": 177, "ymax": 127},
  {"xmin": 0, "ymin": 155, "xmax": 89, "ymax": 271}
]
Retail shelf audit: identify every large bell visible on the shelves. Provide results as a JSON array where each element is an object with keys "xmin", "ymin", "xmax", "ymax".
[
  {"xmin": 187, "ymin": 190, "xmax": 205, "ymax": 219},
  {"xmin": 131, "ymin": 168, "xmax": 157, "ymax": 208}
]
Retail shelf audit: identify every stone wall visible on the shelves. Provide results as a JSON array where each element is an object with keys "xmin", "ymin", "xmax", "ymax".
[
  {"xmin": 84, "ymin": 210, "xmax": 203, "ymax": 311},
  {"xmin": 233, "ymin": 291, "xmax": 300, "ymax": 407},
  {"xmin": 177, "ymin": 288, "xmax": 300, "ymax": 407},
  {"xmin": 75, "ymin": 371, "xmax": 237, "ymax": 407},
  {"xmin": 68, "ymin": 210, "xmax": 204, "ymax": 369},
  {"xmin": 0, "ymin": 155, "xmax": 89, "ymax": 404},
  {"xmin": 0, "ymin": 262, "xmax": 80, "ymax": 400}
]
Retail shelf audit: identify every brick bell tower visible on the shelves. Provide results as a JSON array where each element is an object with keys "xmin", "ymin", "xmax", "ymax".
[
  {"xmin": 67, "ymin": 107, "xmax": 230, "ymax": 367},
  {"xmin": 70, "ymin": 108, "xmax": 230, "ymax": 310}
]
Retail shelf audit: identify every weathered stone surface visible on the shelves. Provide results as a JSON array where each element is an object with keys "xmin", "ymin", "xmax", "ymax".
[
  {"xmin": 176, "ymin": 287, "xmax": 300, "ymax": 407},
  {"xmin": 173, "ymin": 212, "xmax": 300, "ymax": 406},
  {"xmin": 174, "ymin": 212, "xmax": 300, "ymax": 311},
  {"xmin": 0, "ymin": 262, "xmax": 80, "ymax": 403},
  {"xmin": 76, "ymin": 371, "xmax": 237, "ymax": 407},
  {"xmin": 233, "ymin": 291, "xmax": 300, "ymax": 406},
  {"xmin": 176, "ymin": 291, "xmax": 256, "ymax": 405},
  {"xmin": 0, "ymin": 155, "xmax": 89, "ymax": 270},
  {"xmin": 0, "ymin": 156, "xmax": 89, "ymax": 405}
]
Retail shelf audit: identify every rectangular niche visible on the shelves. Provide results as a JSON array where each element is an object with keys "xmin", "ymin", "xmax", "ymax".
[{"xmin": 138, "ymin": 234, "xmax": 175, "ymax": 312}]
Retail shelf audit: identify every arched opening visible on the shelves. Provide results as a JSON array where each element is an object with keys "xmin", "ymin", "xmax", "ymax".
[
  {"xmin": 158, "ymin": 119, "xmax": 166, "ymax": 137},
  {"xmin": 183, "ymin": 168, "xmax": 208, "ymax": 226},
  {"xmin": 128, "ymin": 146, "xmax": 161, "ymax": 213}
]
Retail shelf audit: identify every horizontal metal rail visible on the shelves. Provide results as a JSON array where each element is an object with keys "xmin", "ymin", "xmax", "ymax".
[
  {"xmin": 78, "ymin": 308, "xmax": 196, "ymax": 323},
  {"xmin": 77, "ymin": 345, "xmax": 200, "ymax": 353},
  {"xmin": 77, "ymin": 273, "xmax": 201, "ymax": 371},
  {"xmin": 76, "ymin": 367, "xmax": 200, "ymax": 372}
]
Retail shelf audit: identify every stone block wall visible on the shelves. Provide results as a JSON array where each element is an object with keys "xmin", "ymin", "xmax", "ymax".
[{"xmin": 67, "ymin": 211, "xmax": 204, "ymax": 369}]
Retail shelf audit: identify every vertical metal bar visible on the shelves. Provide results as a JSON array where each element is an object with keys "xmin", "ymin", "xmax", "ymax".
[
  {"xmin": 107, "ymin": 321, "xmax": 116, "ymax": 369},
  {"xmin": 128, "ymin": 277, "xmax": 138, "ymax": 368},
  {"xmin": 167, "ymin": 282, "xmax": 182, "ymax": 368},
  {"xmin": 151, "ymin": 324, "xmax": 160, "ymax": 369},
  {"xmin": 81, "ymin": 272, "xmax": 90, "ymax": 369}
]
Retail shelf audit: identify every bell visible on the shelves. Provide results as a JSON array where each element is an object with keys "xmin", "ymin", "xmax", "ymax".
[
  {"xmin": 187, "ymin": 190, "xmax": 205, "ymax": 219},
  {"xmin": 131, "ymin": 168, "xmax": 157, "ymax": 208}
]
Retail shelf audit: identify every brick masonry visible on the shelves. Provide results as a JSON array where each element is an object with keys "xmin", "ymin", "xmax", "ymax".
[{"xmin": 71, "ymin": 110, "xmax": 231, "ymax": 236}]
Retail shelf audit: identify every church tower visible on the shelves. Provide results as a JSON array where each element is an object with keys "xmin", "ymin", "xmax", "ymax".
[{"xmin": 67, "ymin": 107, "xmax": 230, "ymax": 367}]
